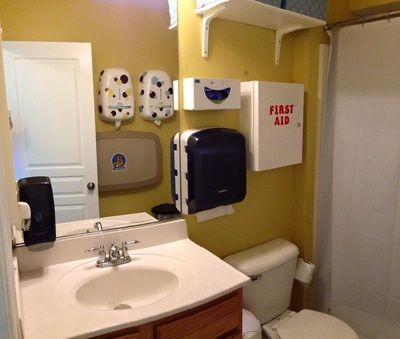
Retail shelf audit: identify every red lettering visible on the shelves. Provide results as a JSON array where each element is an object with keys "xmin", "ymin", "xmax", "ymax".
[
  {"xmin": 269, "ymin": 104, "xmax": 295, "ymax": 116},
  {"xmin": 274, "ymin": 116, "xmax": 290, "ymax": 126},
  {"xmin": 284, "ymin": 105, "xmax": 290, "ymax": 114},
  {"xmin": 269, "ymin": 106, "xmax": 274, "ymax": 115}
]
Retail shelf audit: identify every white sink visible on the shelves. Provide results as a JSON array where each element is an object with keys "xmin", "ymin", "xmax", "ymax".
[
  {"xmin": 55, "ymin": 253, "xmax": 195, "ymax": 313},
  {"xmin": 17, "ymin": 219, "xmax": 250, "ymax": 339},
  {"xmin": 76, "ymin": 267, "xmax": 178, "ymax": 311}
]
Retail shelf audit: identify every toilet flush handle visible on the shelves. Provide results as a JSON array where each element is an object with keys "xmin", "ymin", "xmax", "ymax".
[{"xmin": 249, "ymin": 274, "xmax": 263, "ymax": 282}]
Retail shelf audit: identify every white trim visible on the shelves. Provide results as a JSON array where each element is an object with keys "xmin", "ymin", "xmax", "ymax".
[
  {"xmin": 0, "ymin": 162, "xmax": 20, "ymax": 338},
  {"xmin": 0, "ymin": 26, "xmax": 21, "ymax": 338}
]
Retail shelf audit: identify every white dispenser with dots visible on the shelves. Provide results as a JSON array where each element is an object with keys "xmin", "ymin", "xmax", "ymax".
[
  {"xmin": 138, "ymin": 70, "xmax": 174, "ymax": 126},
  {"xmin": 98, "ymin": 68, "xmax": 134, "ymax": 130}
]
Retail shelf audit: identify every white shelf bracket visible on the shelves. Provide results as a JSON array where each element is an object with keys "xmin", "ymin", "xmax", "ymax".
[
  {"xmin": 275, "ymin": 25, "xmax": 303, "ymax": 65},
  {"xmin": 201, "ymin": 5, "xmax": 226, "ymax": 58}
]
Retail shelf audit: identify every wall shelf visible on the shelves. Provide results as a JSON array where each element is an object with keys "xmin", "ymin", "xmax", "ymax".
[{"xmin": 195, "ymin": 0, "xmax": 326, "ymax": 64}]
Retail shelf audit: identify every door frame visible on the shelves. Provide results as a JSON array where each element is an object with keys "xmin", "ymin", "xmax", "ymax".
[
  {"xmin": 0, "ymin": 139, "xmax": 20, "ymax": 339},
  {"xmin": 0, "ymin": 26, "xmax": 21, "ymax": 339}
]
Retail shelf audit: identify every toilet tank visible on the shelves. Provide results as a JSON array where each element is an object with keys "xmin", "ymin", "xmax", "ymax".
[{"xmin": 224, "ymin": 238, "xmax": 299, "ymax": 324}]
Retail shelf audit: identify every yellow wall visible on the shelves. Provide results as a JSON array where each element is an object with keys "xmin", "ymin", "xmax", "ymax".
[
  {"xmin": 177, "ymin": 0, "xmax": 330, "ymax": 308},
  {"xmin": 0, "ymin": 29, "xmax": 19, "ymax": 231},
  {"xmin": 327, "ymin": 0, "xmax": 354, "ymax": 22},
  {"xmin": 0, "ymin": 0, "xmax": 346, "ymax": 309},
  {"xmin": 178, "ymin": 0, "xmax": 295, "ymax": 259},
  {"xmin": 177, "ymin": 0, "xmax": 328, "ymax": 266},
  {"xmin": 351, "ymin": 0, "xmax": 400, "ymax": 14},
  {"xmin": 0, "ymin": 0, "xmax": 179, "ymax": 217}
]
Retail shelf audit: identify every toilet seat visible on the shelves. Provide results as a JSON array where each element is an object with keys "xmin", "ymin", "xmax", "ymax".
[{"xmin": 263, "ymin": 310, "xmax": 358, "ymax": 339}]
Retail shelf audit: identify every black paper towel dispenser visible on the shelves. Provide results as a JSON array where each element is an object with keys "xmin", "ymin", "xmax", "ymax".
[
  {"xmin": 18, "ymin": 176, "xmax": 56, "ymax": 248},
  {"xmin": 172, "ymin": 128, "xmax": 246, "ymax": 215}
]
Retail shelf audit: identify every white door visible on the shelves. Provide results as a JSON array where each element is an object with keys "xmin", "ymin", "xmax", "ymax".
[{"xmin": 3, "ymin": 42, "xmax": 99, "ymax": 223}]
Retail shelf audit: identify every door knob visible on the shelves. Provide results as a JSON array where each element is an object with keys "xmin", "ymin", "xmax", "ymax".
[{"xmin": 87, "ymin": 182, "xmax": 96, "ymax": 191}]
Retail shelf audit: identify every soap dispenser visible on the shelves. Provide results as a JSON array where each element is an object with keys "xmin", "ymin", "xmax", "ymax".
[
  {"xmin": 138, "ymin": 70, "xmax": 174, "ymax": 126},
  {"xmin": 18, "ymin": 177, "xmax": 56, "ymax": 249},
  {"xmin": 98, "ymin": 68, "xmax": 134, "ymax": 130}
]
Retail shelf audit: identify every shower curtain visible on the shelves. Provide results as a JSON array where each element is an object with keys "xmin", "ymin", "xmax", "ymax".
[{"xmin": 316, "ymin": 18, "xmax": 400, "ymax": 339}]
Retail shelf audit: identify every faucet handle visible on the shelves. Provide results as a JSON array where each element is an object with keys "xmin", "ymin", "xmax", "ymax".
[
  {"xmin": 121, "ymin": 240, "xmax": 140, "ymax": 258},
  {"xmin": 93, "ymin": 221, "xmax": 103, "ymax": 231},
  {"xmin": 85, "ymin": 245, "xmax": 104, "ymax": 253},
  {"xmin": 85, "ymin": 245, "xmax": 107, "ymax": 266},
  {"xmin": 124, "ymin": 240, "xmax": 140, "ymax": 246}
]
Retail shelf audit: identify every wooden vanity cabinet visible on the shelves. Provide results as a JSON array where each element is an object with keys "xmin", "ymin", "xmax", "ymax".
[{"xmin": 91, "ymin": 289, "xmax": 242, "ymax": 339}]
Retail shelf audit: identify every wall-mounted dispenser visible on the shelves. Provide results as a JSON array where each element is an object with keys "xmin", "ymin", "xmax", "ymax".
[
  {"xmin": 183, "ymin": 78, "xmax": 240, "ymax": 110},
  {"xmin": 171, "ymin": 132, "xmax": 181, "ymax": 209},
  {"xmin": 17, "ymin": 177, "xmax": 56, "ymax": 248},
  {"xmin": 98, "ymin": 68, "xmax": 134, "ymax": 130},
  {"xmin": 240, "ymin": 81, "xmax": 304, "ymax": 171},
  {"xmin": 172, "ymin": 128, "xmax": 246, "ymax": 215},
  {"xmin": 138, "ymin": 70, "xmax": 174, "ymax": 127}
]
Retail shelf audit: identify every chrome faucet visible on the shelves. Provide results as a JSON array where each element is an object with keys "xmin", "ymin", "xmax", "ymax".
[{"xmin": 86, "ymin": 240, "xmax": 140, "ymax": 268}]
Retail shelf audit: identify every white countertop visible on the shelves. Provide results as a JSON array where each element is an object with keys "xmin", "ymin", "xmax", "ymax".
[{"xmin": 17, "ymin": 220, "xmax": 249, "ymax": 339}]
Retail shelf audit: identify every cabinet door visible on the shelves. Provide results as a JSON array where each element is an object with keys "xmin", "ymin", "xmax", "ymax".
[
  {"xmin": 156, "ymin": 292, "xmax": 242, "ymax": 339},
  {"xmin": 255, "ymin": 81, "xmax": 304, "ymax": 171},
  {"xmin": 113, "ymin": 333, "xmax": 142, "ymax": 339}
]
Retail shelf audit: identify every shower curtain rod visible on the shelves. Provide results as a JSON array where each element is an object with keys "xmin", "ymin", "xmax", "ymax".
[{"xmin": 325, "ymin": 10, "xmax": 400, "ymax": 30}]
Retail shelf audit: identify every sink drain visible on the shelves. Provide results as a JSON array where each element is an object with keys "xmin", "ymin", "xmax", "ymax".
[{"xmin": 113, "ymin": 303, "xmax": 132, "ymax": 310}]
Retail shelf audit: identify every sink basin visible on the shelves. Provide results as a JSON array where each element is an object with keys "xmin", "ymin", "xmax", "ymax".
[
  {"xmin": 18, "ymin": 220, "xmax": 251, "ymax": 339},
  {"xmin": 55, "ymin": 253, "xmax": 196, "ymax": 313},
  {"xmin": 76, "ymin": 267, "xmax": 178, "ymax": 310}
]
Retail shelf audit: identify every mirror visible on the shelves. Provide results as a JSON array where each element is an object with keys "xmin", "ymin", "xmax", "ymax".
[{"xmin": 0, "ymin": 0, "xmax": 179, "ymax": 243}]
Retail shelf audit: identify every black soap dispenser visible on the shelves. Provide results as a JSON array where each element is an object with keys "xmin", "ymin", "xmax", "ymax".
[{"xmin": 18, "ymin": 177, "xmax": 56, "ymax": 249}]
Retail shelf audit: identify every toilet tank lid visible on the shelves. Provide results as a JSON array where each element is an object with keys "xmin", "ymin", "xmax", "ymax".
[{"xmin": 224, "ymin": 238, "xmax": 299, "ymax": 276}]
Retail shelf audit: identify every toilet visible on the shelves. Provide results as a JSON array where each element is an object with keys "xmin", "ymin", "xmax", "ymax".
[{"xmin": 224, "ymin": 238, "xmax": 359, "ymax": 339}]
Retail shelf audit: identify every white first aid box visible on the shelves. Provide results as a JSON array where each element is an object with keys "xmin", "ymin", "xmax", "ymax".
[{"xmin": 240, "ymin": 81, "xmax": 304, "ymax": 171}]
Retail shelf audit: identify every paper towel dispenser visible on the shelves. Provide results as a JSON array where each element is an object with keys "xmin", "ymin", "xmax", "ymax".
[{"xmin": 172, "ymin": 128, "xmax": 246, "ymax": 215}]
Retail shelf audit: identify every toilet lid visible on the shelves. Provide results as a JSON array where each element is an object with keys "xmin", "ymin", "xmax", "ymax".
[{"xmin": 276, "ymin": 310, "xmax": 358, "ymax": 339}]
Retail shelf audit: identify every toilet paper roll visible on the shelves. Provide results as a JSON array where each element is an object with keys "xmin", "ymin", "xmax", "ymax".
[
  {"xmin": 195, "ymin": 205, "xmax": 234, "ymax": 222},
  {"xmin": 294, "ymin": 258, "xmax": 316, "ymax": 286}
]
